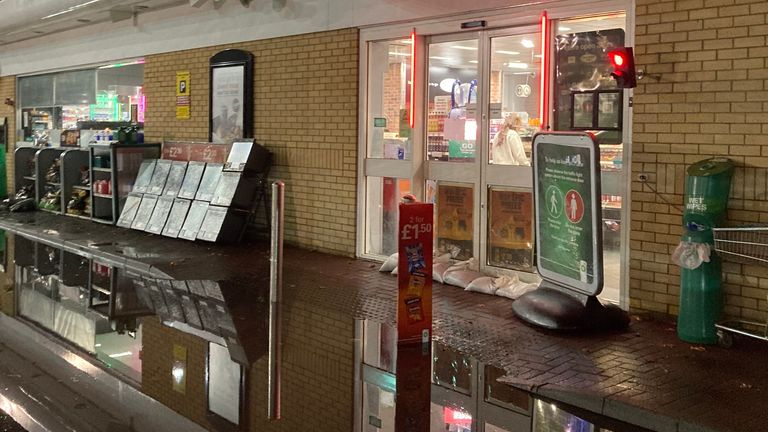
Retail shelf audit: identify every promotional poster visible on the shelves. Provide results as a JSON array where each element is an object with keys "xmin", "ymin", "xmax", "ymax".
[{"xmin": 211, "ymin": 66, "xmax": 244, "ymax": 144}]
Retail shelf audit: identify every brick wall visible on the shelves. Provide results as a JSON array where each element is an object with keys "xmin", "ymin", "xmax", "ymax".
[
  {"xmin": 0, "ymin": 77, "xmax": 15, "ymax": 195},
  {"xmin": 141, "ymin": 317, "xmax": 212, "ymax": 428},
  {"xmin": 140, "ymin": 299, "xmax": 355, "ymax": 432},
  {"xmin": 143, "ymin": 28, "xmax": 359, "ymax": 256},
  {"xmin": 631, "ymin": 0, "xmax": 768, "ymax": 320}
]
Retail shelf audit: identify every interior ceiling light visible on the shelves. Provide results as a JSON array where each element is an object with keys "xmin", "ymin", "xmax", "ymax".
[
  {"xmin": 469, "ymin": 60, "xmax": 478, "ymax": 63},
  {"xmin": 495, "ymin": 50, "xmax": 520, "ymax": 55},
  {"xmin": 389, "ymin": 52, "xmax": 410, "ymax": 56},
  {"xmin": 508, "ymin": 62, "xmax": 528, "ymax": 69},
  {"xmin": 429, "ymin": 56, "xmax": 450, "ymax": 60},
  {"xmin": 42, "ymin": 0, "xmax": 101, "ymax": 20},
  {"xmin": 521, "ymin": 39, "xmax": 535, "ymax": 48},
  {"xmin": 559, "ymin": 26, "xmax": 571, "ymax": 31},
  {"xmin": 400, "ymin": 39, "xmax": 413, "ymax": 44},
  {"xmin": 450, "ymin": 45, "xmax": 477, "ymax": 50}
]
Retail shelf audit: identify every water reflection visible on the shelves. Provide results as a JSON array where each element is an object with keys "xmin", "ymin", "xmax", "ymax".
[{"xmin": 0, "ymin": 232, "xmax": 643, "ymax": 432}]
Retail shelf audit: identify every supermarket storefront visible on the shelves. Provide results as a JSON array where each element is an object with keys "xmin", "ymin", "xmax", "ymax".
[{"xmin": 357, "ymin": 0, "xmax": 633, "ymax": 306}]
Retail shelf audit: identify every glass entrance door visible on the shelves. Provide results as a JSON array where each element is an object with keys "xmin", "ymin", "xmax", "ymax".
[{"xmin": 425, "ymin": 27, "xmax": 542, "ymax": 277}]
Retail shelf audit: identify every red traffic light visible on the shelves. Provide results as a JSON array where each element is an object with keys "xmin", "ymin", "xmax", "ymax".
[
  {"xmin": 611, "ymin": 52, "xmax": 625, "ymax": 67},
  {"xmin": 608, "ymin": 47, "xmax": 636, "ymax": 89}
]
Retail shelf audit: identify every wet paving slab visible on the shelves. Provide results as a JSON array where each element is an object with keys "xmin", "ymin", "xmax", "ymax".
[{"xmin": 0, "ymin": 211, "xmax": 766, "ymax": 432}]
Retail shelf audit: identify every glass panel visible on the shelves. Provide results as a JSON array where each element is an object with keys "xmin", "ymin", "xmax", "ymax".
[
  {"xmin": 487, "ymin": 188, "xmax": 533, "ymax": 271},
  {"xmin": 96, "ymin": 63, "xmax": 145, "ymax": 124},
  {"xmin": 55, "ymin": 69, "xmax": 96, "ymax": 106},
  {"xmin": 365, "ymin": 177, "xmax": 412, "ymax": 256},
  {"xmin": 556, "ymin": 15, "xmax": 627, "ymax": 304},
  {"xmin": 432, "ymin": 342, "xmax": 472, "ymax": 395},
  {"xmin": 488, "ymin": 33, "xmax": 541, "ymax": 165},
  {"xmin": 431, "ymin": 403, "xmax": 473, "ymax": 432},
  {"xmin": 432, "ymin": 182, "xmax": 474, "ymax": 260},
  {"xmin": 486, "ymin": 424, "xmax": 513, "ymax": 432},
  {"xmin": 367, "ymin": 39, "xmax": 413, "ymax": 160},
  {"xmin": 553, "ymin": 15, "xmax": 626, "ymax": 143},
  {"xmin": 534, "ymin": 399, "xmax": 594, "ymax": 432},
  {"xmin": 19, "ymin": 74, "xmax": 54, "ymax": 107},
  {"xmin": 427, "ymin": 39, "xmax": 478, "ymax": 162},
  {"xmin": 208, "ymin": 342, "xmax": 241, "ymax": 424},
  {"xmin": 363, "ymin": 382, "xmax": 396, "ymax": 432},
  {"xmin": 485, "ymin": 365, "xmax": 531, "ymax": 412},
  {"xmin": 362, "ymin": 321, "xmax": 397, "ymax": 374}
]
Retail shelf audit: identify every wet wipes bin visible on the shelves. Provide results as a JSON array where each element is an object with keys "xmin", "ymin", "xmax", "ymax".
[{"xmin": 675, "ymin": 157, "xmax": 734, "ymax": 344}]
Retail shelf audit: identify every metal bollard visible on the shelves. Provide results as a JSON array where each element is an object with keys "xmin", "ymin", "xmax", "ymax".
[{"xmin": 268, "ymin": 180, "xmax": 284, "ymax": 420}]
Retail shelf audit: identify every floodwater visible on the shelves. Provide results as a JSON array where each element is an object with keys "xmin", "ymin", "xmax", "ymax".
[{"xmin": 0, "ymin": 232, "xmax": 642, "ymax": 432}]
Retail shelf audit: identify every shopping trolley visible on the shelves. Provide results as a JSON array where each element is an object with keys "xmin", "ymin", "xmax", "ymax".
[{"xmin": 712, "ymin": 227, "xmax": 768, "ymax": 347}]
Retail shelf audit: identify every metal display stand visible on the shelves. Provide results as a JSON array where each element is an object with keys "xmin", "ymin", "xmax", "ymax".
[
  {"xmin": 13, "ymin": 147, "xmax": 39, "ymax": 198},
  {"xmin": 89, "ymin": 142, "xmax": 161, "ymax": 225},
  {"xmin": 61, "ymin": 148, "xmax": 90, "ymax": 218},
  {"xmin": 35, "ymin": 147, "xmax": 66, "ymax": 214}
]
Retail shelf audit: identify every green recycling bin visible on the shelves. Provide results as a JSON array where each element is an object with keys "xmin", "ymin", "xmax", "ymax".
[{"xmin": 677, "ymin": 157, "xmax": 734, "ymax": 344}]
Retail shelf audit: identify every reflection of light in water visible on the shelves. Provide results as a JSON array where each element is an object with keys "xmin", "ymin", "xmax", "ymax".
[
  {"xmin": 108, "ymin": 351, "xmax": 132, "ymax": 358},
  {"xmin": 172, "ymin": 364, "xmax": 185, "ymax": 384}
]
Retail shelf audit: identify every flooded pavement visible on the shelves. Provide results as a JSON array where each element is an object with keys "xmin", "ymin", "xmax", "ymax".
[{"xmin": 0, "ymin": 212, "xmax": 766, "ymax": 432}]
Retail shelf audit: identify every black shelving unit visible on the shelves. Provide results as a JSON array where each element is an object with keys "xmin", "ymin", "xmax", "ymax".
[
  {"xmin": 13, "ymin": 146, "xmax": 39, "ymax": 199},
  {"xmin": 35, "ymin": 148, "xmax": 66, "ymax": 214},
  {"xmin": 61, "ymin": 149, "xmax": 90, "ymax": 217},
  {"xmin": 89, "ymin": 142, "xmax": 161, "ymax": 224}
]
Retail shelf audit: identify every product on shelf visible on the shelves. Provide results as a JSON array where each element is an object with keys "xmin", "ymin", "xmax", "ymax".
[
  {"xmin": 15, "ymin": 184, "xmax": 34, "ymax": 200},
  {"xmin": 79, "ymin": 167, "xmax": 90, "ymax": 186},
  {"xmin": 38, "ymin": 187, "xmax": 61, "ymax": 211},
  {"xmin": 45, "ymin": 158, "xmax": 61, "ymax": 183},
  {"xmin": 66, "ymin": 189, "xmax": 90, "ymax": 216}
]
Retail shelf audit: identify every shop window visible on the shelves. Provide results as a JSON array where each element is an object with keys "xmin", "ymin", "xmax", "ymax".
[
  {"xmin": 488, "ymin": 33, "xmax": 541, "ymax": 166},
  {"xmin": 17, "ymin": 60, "xmax": 144, "ymax": 144},
  {"xmin": 533, "ymin": 399, "xmax": 594, "ymax": 431},
  {"xmin": 362, "ymin": 320, "xmax": 397, "ymax": 374},
  {"xmin": 367, "ymin": 40, "xmax": 413, "ymax": 160},
  {"xmin": 553, "ymin": 15, "xmax": 626, "ymax": 144},
  {"xmin": 487, "ymin": 188, "xmax": 533, "ymax": 272},
  {"xmin": 428, "ymin": 181, "xmax": 474, "ymax": 261},
  {"xmin": 431, "ymin": 404, "xmax": 473, "ymax": 432},
  {"xmin": 426, "ymin": 40, "xmax": 478, "ymax": 162},
  {"xmin": 365, "ymin": 177, "xmax": 412, "ymax": 256}
]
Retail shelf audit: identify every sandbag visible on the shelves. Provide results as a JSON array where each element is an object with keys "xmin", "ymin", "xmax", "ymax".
[
  {"xmin": 465, "ymin": 276, "xmax": 498, "ymax": 295},
  {"xmin": 444, "ymin": 270, "xmax": 483, "ymax": 289},
  {"xmin": 379, "ymin": 253, "xmax": 398, "ymax": 272},
  {"xmin": 495, "ymin": 277, "xmax": 538, "ymax": 299},
  {"xmin": 432, "ymin": 262, "xmax": 451, "ymax": 283}
]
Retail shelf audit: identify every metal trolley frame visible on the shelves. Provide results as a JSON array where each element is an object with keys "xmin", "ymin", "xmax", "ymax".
[{"xmin": 712, "ymin": 227, "xmax": 768, "ymax": 346}]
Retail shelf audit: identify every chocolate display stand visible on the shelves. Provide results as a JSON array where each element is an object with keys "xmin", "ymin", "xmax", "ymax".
[{"xmin": 512, "ymin": 132, "xmax": 628, "ymax": 331}]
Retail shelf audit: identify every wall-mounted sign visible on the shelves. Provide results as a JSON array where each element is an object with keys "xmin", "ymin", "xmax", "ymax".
[{"xmin": 176, "ymin": 71, "xmax": 190, "ymax": 120}]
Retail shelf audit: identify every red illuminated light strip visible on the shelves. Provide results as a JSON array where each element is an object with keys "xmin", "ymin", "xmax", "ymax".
[
  {"xmin": 539, "ymin": 11, "xmax": 549, "ymax": 128},
  {"xmin": 409, "ymin": 29, "xmax": 416, "ymax": 128}
]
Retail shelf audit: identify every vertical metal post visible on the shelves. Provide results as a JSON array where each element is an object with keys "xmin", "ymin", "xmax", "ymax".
[{"xmin": 268, "ymin": 180, "xmax": 284, "ymax": 420}]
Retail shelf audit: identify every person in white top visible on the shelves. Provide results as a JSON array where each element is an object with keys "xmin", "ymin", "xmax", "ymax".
[{"xmin": 491, "ymin": 113, "xmax": 530, "ymax": 166}]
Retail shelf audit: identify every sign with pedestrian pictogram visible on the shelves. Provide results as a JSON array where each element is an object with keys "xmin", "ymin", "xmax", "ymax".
[{"xmin": 533, "ymin": 132, "xmax": 603, "ymax": 295}]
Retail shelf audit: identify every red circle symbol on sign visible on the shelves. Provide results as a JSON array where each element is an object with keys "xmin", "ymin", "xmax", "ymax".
[{"xmin": 565, "ymin": 190, "xmax": 584, "ymax": 223}]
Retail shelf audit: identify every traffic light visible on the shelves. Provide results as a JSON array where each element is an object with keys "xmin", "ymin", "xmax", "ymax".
[{"xmin": 608, "ymin": 47, "xmax": 637, "ymax": 89}]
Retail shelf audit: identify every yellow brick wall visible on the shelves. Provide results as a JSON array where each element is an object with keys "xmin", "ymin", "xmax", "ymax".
[
  {"xmin": 140, "ymin": 300, "xmax": 355, "ymax": 432},
  {"xmin": 631, "ymin": 0, "xmax": 768, "ymax": 320},
  {"xmin": 0, "ymin": 76, "xmax": 15, "ymax": 195},
  {"xmin": 143, "ymin": 28, "xmax": 359, "ymax": 257}
]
